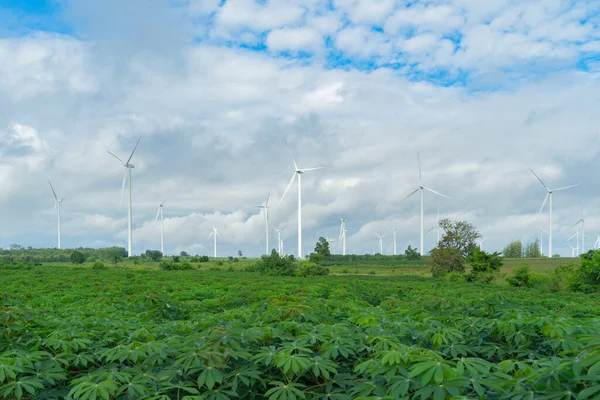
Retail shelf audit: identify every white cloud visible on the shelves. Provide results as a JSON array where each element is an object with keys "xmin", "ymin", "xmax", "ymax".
[
  {"xmin": 266, "ymin": 27, "xmax": 323, "ymax": 52},
  {"xmin": 334, "ymin": 0, "xmax": 396, "ymax": 24},
  {"xmin": 335, "ymin": 26, "xmax": 391, "ymax": 57}
]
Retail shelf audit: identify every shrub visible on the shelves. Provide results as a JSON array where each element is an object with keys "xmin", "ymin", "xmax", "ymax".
[
  {"xmin": 430, "ymin": 247, "xmax": 464, "ymax": 277},
  {"xmin": 506, "ymin": 265, "xmax": 532, "ymax": 287},
  {"xmin": 297, "ymin": 263, "xmax": 330, "ymax": 277},
  {"xmin": 568, "ymin": 250, "xmax": 600, "ymax": 292},
  {"xmin": 467, "ymin": 248, "xmax": 503, "ymax": 282},
  {"xmin": 172, "ymin": 256, "xmax": 180, "ymax": 263},
  {"xmin": 145, "ymin": 250, "xmax": 163, "ymax": 262},
  {"xmin": 190, "ymin": 257, "xmax": 200, "ymax": 263},
  {"xmin": 92, "ymin": 262, "xmax": 107, "ymax": 270},
  {"xmin": 160, "ymin": 262, "xmax": 193, "ymax": 271},
  {"xmin": 70, "ymin": 251, "xmax": 85, "ymax": 265},
  {"xmin": 198, "ymin": 256, "xmax": 210, "ymax": 263},
  {"xmin": 471, "ymin": 272, "xmax": 496, "ymax": 284},
  {"xmin": 254, "ymin": 250, "xmax": 297, "ymax": 276},
  {"xmin": 216, "ymin": 261, "xmax": 224, "ymax": 266},
  {"xmin": 444, "ymin": 271, "xmax": 467, "ymax": 282}
]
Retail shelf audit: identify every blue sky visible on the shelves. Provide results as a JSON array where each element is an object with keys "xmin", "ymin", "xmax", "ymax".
[{"xmin": 0, "ymin": 0, "xmax": 600, "ymax": 257}]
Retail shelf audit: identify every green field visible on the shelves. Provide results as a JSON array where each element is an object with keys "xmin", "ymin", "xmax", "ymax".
[{"xmin": 0, "ymin": 262, "xmax": 599, "ymax": 399}]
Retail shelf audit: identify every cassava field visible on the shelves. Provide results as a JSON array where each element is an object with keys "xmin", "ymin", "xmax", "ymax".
[{"xmin": 1, "ymin": 263, "xmax": 599, "ymax": 399}]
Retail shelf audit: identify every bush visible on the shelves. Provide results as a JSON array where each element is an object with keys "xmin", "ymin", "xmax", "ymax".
[
  {"xmin": 506, "ymin": 265, "xmax": 532, "ymax": 287},
  {"xmin": 172, "ymin": 256, "xmax": 180, "ymax": 263},
  {"xmin": 160, "ymin": 261, "xmax": 193, "ymax": 271},
  {"xmin": 92, "ymin": 262, "xmax": 107, "ymax": 270},
  {"xmin": 444, "ymin": 271, "xmax": 467, "ymax": 282},
  {"xmin": 70, "ymin": 251, "xmax": 85, "ymax": 264},
  {"xmin": 567, "ymin": 250, "xmax": 600, "ymax": 292},
  {"xmin": 254, "ymin": 250, "xmax": 297, "ymax": 276},
  {"xmin": 198, "ymin": 256, "xmax": 210, "ymax": 263},
  {"xmin": 190, "ymin": 257, "xmax": 200, "ymax": 263},
  {"xmin": 470, "ymin": 272, "xmax": 496, "ymax": 284},
  {"xmin": 467, "ymin": 248, "xmax": 503, "ymax": 282},
  {"xmin": 233, "ymin": 258, "xmax": 239, "ymax": 262},
  {"xmin": 216, "ymin": 261, "xmax": 224, "ymax": 266},
  {"xmin": 297, "ymin": 263, "xmax": 330, "ymax": 277},
  {"xmin": 431, "ymin": 247, "xmax": 464, "ymax": 277}
]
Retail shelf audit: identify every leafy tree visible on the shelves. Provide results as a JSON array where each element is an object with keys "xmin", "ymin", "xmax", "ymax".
[
  {"xmin": 404, "ymin": 245, "xmax": 420, "ymax": 260},
  {"xmin": 9, "ymin": 244, "xmax": 24, "ymax": 250},
  {"xmin": 431, "ymin": 247, "xmax": 465, "ymax": 277},
  {"xmin": 70, "ymin": 251, "xmax": 85, "ymax": 264},
  {"xmin": 198, "ymin": 255, "xmax": 210, "ymax": 262},
  {"xmin": 506, "ymin": 265, "xmax": 532, "ymax": 287},
  {"xmin": 503, "ymin": 240, "xmax": 523, "ymax": 258},
  {"xmin": 254, "ymin": 249, "xmax": 297, "ymax": 276},
  {"xmin": 180, "ymin": 251, "xmax": 189, "ymax": 257},
  {"xmin": 568, "ymin": 250, "xmax": 600, "ymax": 292},
  {"xmin": 238, "ymin": 250, "xmax": 243, "ymax": 257},
  {"xmin": 314, "ymin": 237, "xmax": 331, "ymax": 258},
  {"xmin": 438, "ymin": 219, "xmax": 480, "ymax": 256},
  {"xmin": 145, "ymin": 250, "xmax": 163, "ymax": 262},
  {"xmin": 524, "ymin": 239, "xmax": 541, "ymax": 258},
  {"xmin": 467, "ymin": 248, "xmax": 503, "ymax": 282}
]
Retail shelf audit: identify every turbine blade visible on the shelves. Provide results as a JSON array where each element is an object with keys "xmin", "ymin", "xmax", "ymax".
[
  {"xmin": 126, "ymin": 136, "xmax": 141, "ymax": 165},
  {"xmin": 423, "ymin": 186, "xmax": 451, "ymax": 199},
  {"xmin": 156, "ymin": 207, "xmax": 160, "ymax": 221},
  {"xmin": 107, "ymin": 150, "xmax": 123, "ymax": 164},
  {"xmin": 426, "ymin": 226, "xmax": 437, "ymax": 233},
  {"xmin": 161, "ymin": 199, "xmax": 167, "ymax": 206},
  {"xmin": 568, "ymin": 232, "xmax": 577, "ymax": 240},
  {"xmin": 402, "ymin": 188, "xmax": 420, "ymax": 201},
  {"xmin": 207, "ymin": 232, "xmax": 213, "ymax": 240},
  {"xmin": 48, "ymin": 180, "xmax": 58, "ymax": 200},
  {"xmin": 293, "ymin": 158, "xmax": 298, "ymax": 171},
  {"xmin": 529, "ymin": 169, "xmax": 550, "ymax": 191},
  {"xmin": 539, "ymin": 193, "xmax": 549, "ymax": 213},
  {"xmin": 554, "ymin": 183, "xmax": 581, "ymax": 191},
  {"xmin": 120, "ymin": 169, "xmax": 127, "ymax": 206},
  {"xmin": 278, "ymin": 172, "xmax": 297, "ymax": 206},
  {"xmin": 299, "ymin": 167, "xmax": 323, "ymax": 172},
  {"xmin": 53, "ymin": 201, "xmax": 57, "ymax": 213},
  {"xmin": 571, "ymin": 219, "xmax": 583, "ymax": 228},
  {"xmin": 417, "ymin": 152, "xmax": 422, "ymax": 182},
  {"xmin": 265, "ymin": 189, "xmax": 271, "ymax": 207}
]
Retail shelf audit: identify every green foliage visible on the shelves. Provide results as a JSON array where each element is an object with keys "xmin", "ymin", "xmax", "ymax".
[
  {"xmin": 503, "ymin": 240, "xmax": 523, "ymax": 258},
  {"xmin": 567, "ymin": 250, "xmax": 600, "ymax": 292},
  {"xmin": 297, "ymin": 262, "xmax": 330, "ymax": 277},
  {"xmin": 438, "ymin": 219, "xmax": 480, "ymax": 256},
  {"xmin": 198, "ymin": 255, "xmax": 210, "ymax": 263},
  {"xmin": 444, "ymin": 271, "xmax": 467, "ymax": 282},
  {"xmin": 145, "ymin": 250, "xmax": 163, "ymax": 262},
  {"xmin": 506, "ymin": 265, "xmax": 532, "ymax": 287},
  {"xmin": 238, "ymin": 250, "xmax": 243, "ymax": 257},
  {"xmin": 92, "ymin": 261, "xmax": 107, "ymax": 270},
  {"xmin": 160, "ymin": 261, "xmax": 193, "ymax": 271},
  {"xmin": 430, "ymin": 247, "xmax": 465, "ymax": 277},
  {"xmin": 308, "ymin": 253, "xmax": 323, "ymax": 265},
  {"xmin": 70, "ymin": 251, "xmax": 85, "ymax": 265},
  {"xmin": 180, "ymin": 251, "xmax": 189, "ymax": 257},
  {"xmin": 404, "ymin": 245, "xmax": 420, "ymax": 260},
  {"xmin": 172, "ymin": 256, "xmax": 180, "ymax": 263},
  {"xmin": 255, "ymin": 250, "xmax": 297, "ymax": 276},
  {"xmin": 524, "ymin": 238, "xmax": 541, "ymax": 258},
  {"xmin": 467, "ymin": 248, "xmax": 503, "ymax": 282},
  {"xmin": 322, "ymin": 253, "xmax": 425, "ymax": 267},
  {"xmin": 314, "ymin": 237, "xmax": 331, "ymax": 258}
]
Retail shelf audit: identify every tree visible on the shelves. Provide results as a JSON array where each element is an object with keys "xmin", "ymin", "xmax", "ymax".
[
  {"xmin": 405, "ymin": 245, "xmax": 420, "ymax": 260},
  {"xmin": 180, "ymin": 251, "xmax": 189, "ymax": 257},
  {"xmin": 503, "ymin": 240, "xmax": 523, "ymax": 258},
  {"xmin": 524, "ymin": 239, "xmax": 541, "ymax": 258},
  {"xmin": 314, "ymin": 237, "xmax": 331, "ymax": 258},
  {"xmin": 255, "ymin": 249, "xmax": 297, "ymax": 276},
  {"xmin": 145, "ymin": 250, "xmax": 163, "ymax": 262},
  {"xmin": 238, "ymin": 250, "xmax": 243, "ymax": 257},
  {"xmin": 431, "ymin": 219, "xmax": 481, "ymax": 277},
  {"xmin": 70, "ymin": 251, "xmax": 85, "ymax": 265},
  {"xmin": 438, "ymin": 219, "xmax": 480, "ymax": 256},
  {"xmin": 467, "ymin": 248, "xmax": 503, "ymax": 282}
]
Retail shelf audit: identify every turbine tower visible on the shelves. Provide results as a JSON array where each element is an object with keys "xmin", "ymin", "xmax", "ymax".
[
  {"xmin": 540, "ymin": 228, "xmax": 548, "ymax": 257},
  {"xmin": 572, "ymin": 215, "xmax": 585, "ymax": 254},
  {"xmin": 48, "ymin": 180, "xmax": 65, "ymax": 249},
  {"xmin": 392, "ymin": 228, "xmax": 397, "ymax": 255},
  {"xmin": 155, "ymin": 200, "xmax": 167, "ymax": 255},
  {"xmin": 403, "ymin": 154, "xmax": 450, "ymax": 255},
  {"xmin": 337, "ymin": 216, "xmax": 347, "ymax": 256},
  {"xmin": 530, "ymin": 169, "xmax": 579, "ymax": 259},
  {"xmin": 426, "ymin": 209, "xmax": 442, "ymax": 245},
  {"xmin": 257, "ymin": 191, "xmax": 271, "ymax": 255},
  {"xmin": 279, "ymin": 159, "xmax": 322, "ymax": 259},
  {"xmin": 208, "ymin": 225, "xmax": 218, "ymax": 258},
  {"xmin": 107, "ymin": 136, "xmax": 141, "ymax": 257},
  {"xmin": 375, "ymin": 233, "xmax": 385, "ymax": 254}
]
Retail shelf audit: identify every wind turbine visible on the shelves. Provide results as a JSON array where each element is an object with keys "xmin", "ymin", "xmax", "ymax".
[
  {"xmin": 155, "ymin": 200, "xmax": 167, "ymax": 255},
  {"xmin": 540, "ymin": 228, "xmax": 548, "ymax": 257},
  {"xmin": 594, "ymin": 234, "xmax": 600, "ymax": 250},
  {"xmin": 208, "ymin": 225, "xmax": 218, "ymax": 258},
  {"xmin": 530, "ymin": 169, "xmax": 580, "ymax": 259},
  {"xmin": 426, "ymin": 208, "xmax": 442, "ymax": 246},
  {"xmin": 325, "ymin": 234, "xmax": 336, "ymax": 251},
  {"xmin": 48, "ymin": 180, "xmax": 65, "ymax": 249},
  {"xmin": 572, "ymin": 216, "xmax": 585, "ymax": 254},
  {"xmin": 569, "ymin": 230, "xmax": 580, "ymax": 257},
  {"xmin": 107, "ymin": 136, "xmax": 141, "ymax": 257},
  {"xmin": 337, "ymin": 216, "xmax": 347, "ymax": 256},
  {"xmin": 375, "ymin": 233, "xmax": 385, "ymax": 254},
  {"xmin": 403, "ymin": 154, "xmax": 450, "ymax": 256},
  {"xmin": 279, "ymin": 159, "xmax": 322, "ymax": 259},
  {"xmin": 477, "ymin": 237, "xmax": 488, "ymax": 251},
  {"xmin": 257, "ymin": 191, "xmax": 271, "ymax": 255},
  {"xmin": 392, "ymin": 228, "xmax": 397, "ymax": 255},
  {"xmin": 568, "ymin": 244, "xmax": 576, "ymax": 258},
  {"xmin": 271, "ymin": 225, "xmax": 287, "ymax": 255}
]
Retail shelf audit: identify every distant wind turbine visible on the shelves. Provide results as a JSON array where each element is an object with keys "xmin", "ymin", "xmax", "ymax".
[
  {"xmin": 107, "ymin": 136, "xmax": 141, "ymax": 257},
  {"xmin": 403, "ymin": 154, "xmax": 450, "ymax": 256},
  {"xmin": 257, "ymin": 191, "xmax": 271, "ymax": 255},
  {"xmin": 325, "ymin": 234, "xmax": 336, "ymax": 250},
  {"xmin": 540, "ymin": 228, "xmax": 548, "ymax": 257},
  {"xmin": 569, "ymin": 230, "xmax": 580, "ymax": 257},
  {"xmin": 337, "ymin": 216, "xmax": 347, "ymax": 256},
  {"xmin": 572, "ymin": 215, "xmax": 585, "ymax": 254},
  {"xmin": 279, "ymin": 159, "xmax": 322, "ymax": 259},
  {"xmin": 426, "ymin": 208, "xmax": 442, "ymax": 246},
  {"xmin": 155, "ymin": 200, "xmax": 167, "ymax": 255},
  {"xmin": 48, "ymin": 180, "xmax": 65, "ymax": 249},
  {"xmin": 568, "ymin": 244, "xmax": 576, "ymax": 258},
  {"xmin": 477, "ymin": 237, "xmax": 488, "ymax": 251},
  {"xmin": 208, "ymin": 225, "xmax": 219, "ymax": 258},
  {"xmin": 392, "ymin": 228, "xmax": 397, "ymax": 255},
  {"xmin": 271, "ymin": 225, "xmax": 287, "ymax": 255},
  {"xmin": 530, "ymin": 169, "xmax": 580, "ymax": 259},
  {"xmin": 375, "ymin": 233, "xmax": 385, "ymax": 254},
  {"xmin": 594, "ymin": 234, "xmax": 600, "ymax": 250}
]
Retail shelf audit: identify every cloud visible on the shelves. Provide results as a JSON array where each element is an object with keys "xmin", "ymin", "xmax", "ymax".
[{"xmin": 266, "ymin": 27, "xmax": 323, "ymax": 53}]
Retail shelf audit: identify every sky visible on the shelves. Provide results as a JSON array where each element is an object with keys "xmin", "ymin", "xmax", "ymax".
[{"xmin": 0, "ymin": 0, "xmax": 599, "ymax": 257}]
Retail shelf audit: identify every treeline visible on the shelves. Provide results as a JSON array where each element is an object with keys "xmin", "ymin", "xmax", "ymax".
[
  {"xmin": 321, "ymin": 254, "xmax": 425, "ymax": 266},
  {"xmin": 0, "ymin": 246, "xmax": 127, "ymax": 263},
  {"xmin": 503, "ymin": 239, "xmax": 543, "ymax": 258}
]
